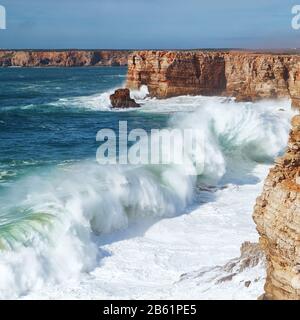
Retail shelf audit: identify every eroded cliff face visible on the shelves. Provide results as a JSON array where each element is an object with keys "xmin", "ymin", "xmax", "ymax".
[
  {"xmin": 253, "ymin": 115, "xmax": 300, "ymax": 300},
  {"xmin": 127, "ymin": 51, "xmax": 226, "ymax": 98},
  {"xmin": 0, "ymin": 50, "xmax": 130, "ymax": 67},
  {"xmin": 126, "ymin": 50, "xmax": 300, "ymax": 107}
]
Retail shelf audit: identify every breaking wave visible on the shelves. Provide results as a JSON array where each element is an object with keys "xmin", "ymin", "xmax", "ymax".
[
  {"xmin": 47, "ymin": 85, "xmax": 150, "ymax": 111},
  {"xmin": 0, "ymin": 94, "xmax": 293, "ymax": 298}
]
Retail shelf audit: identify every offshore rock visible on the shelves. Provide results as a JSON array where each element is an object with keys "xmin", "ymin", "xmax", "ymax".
[
  {"xmin": 110, "ymin": 88, "xmax": 140, "ymax": 109},
  {"xmin": 126, "ymin": 50, "xmax": 300, "ymax": 108}
]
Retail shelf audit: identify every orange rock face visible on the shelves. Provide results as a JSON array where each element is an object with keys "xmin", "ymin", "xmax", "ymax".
[
  {"xmin": 126, "ymin": 50, "xmax": 300, "ymax": 107},
  {"xmin": 253, "ymin": 115, "xmax": 300, "ymax": 300},
  {"xmin": 110, "ymin": 88, "xmax": 140, "ymax": 108},
  {"xmin": 126, "ymin": 51, "xmax": 226, "ymax": 98},
  {"xmin": 0, "ymin": 50, "xmax": 130, "ymax": 67}
]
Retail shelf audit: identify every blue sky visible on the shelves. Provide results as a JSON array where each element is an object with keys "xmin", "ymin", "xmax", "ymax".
[{"xmin": 0, "ymin": 0, "xmax": 299, "ymax": 49}]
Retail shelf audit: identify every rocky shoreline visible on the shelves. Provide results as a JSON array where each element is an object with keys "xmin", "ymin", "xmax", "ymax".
[
  {"xmin": 0, "ymin": 50, "xmax": 131, "ymax": 67},
  {"xmin": 253, "ymin": 115, "xmax": 300, "ymax": 300},
  {"xmin": 126, "ymin": 50, "xmax": 300, "ymax": 108},
  {"xmin": 126, "ymin": 50, "xmax": 300, "ymax": 299},
  {"xmin": 2, "ymin": 49, "xmax": 299, "ymax": 299}
]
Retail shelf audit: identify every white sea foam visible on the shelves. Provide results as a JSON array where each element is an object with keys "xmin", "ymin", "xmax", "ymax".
[
  {"xmin": 0, "ymin": 95, "xmax": 294, "ymax": 299},
  {"xmin": 130, "ymin": 85, "xmax": 150, "ymax": 101},
  {"xmin": 50, "ymin": 91, "xmax": 113, "ymax": 111},
  {"xmin": 54, "ymin": 85, "xmax": 290, "ymax": 118},
  {"xmin": 47, "ymin": 85, "xmax": 149, "ymax": 111}
]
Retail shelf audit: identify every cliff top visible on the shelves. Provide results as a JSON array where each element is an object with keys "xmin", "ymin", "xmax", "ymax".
[{"xmin": 1, "ymin": 49, "xmax": 300, "ymax": 55}]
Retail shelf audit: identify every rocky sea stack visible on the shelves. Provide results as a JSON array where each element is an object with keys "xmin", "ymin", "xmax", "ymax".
[
  {"xmin": 253, "ymin": 115, "xmax": 300, "ymax": 300},
  {"xmin": 110, "ymin": 88, "xmax": 140, "ymax": 109}
]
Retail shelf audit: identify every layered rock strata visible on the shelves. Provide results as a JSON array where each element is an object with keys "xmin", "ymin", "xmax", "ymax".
[
  {"xmin": 0, "ymin": 50, "xmax": 130, "ymax": 67},
  {"xmin": 126, "ymin": 50, "xmax": 300, "ymax": 107},
  {"xmin": 253, "ymin": 115, "xmax": 300, "ymax": 300}
]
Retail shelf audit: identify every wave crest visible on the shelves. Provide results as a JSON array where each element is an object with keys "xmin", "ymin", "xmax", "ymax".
[{"xmin": 0, "ymin": 95, "xmax": 293, "ymax": 298}]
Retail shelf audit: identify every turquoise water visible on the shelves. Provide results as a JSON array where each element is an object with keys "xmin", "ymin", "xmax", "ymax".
[
  {"xmin": 0, "ymin": 67, "xmax": 168, "ymax": 187},
  {"xmin": 0, "ymin": 67, "xmax": 171, "ymax": 251},
  {"xmin": 0, "ymin": 67, "xmax": 293, "ymax": 298}
]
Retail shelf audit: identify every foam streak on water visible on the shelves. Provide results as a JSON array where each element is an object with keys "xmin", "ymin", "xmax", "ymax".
[{"xmin": 0, "ymin": 68, "xmax": 294, "ymax": 299}]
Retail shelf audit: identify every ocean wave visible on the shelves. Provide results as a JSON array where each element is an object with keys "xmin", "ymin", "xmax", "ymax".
[
  {"xmin": 0, "ymin": 170, "xmax": 17, "ymax": 181},
  {"xmin": 46, "ymin": 85, "xmax": 150, "ymax": 111},
  {"xmin": 0, "ymin": 96, "xmax": 293, "ymax": 298},
  {"xmin": 48, "ymin": 85, "xmax": 291, "ymax": 117},
  {"xmin": 50, "ymin": 92, "xmax": 113, "ymax": 111}
]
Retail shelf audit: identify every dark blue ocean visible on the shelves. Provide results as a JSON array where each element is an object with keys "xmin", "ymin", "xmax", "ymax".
[
  {"xmin": 0, "ymin": 66, "xmax": 292, "ymax": 299},
  {"xmin": 0, "ymin": 67, "xmax": 168, "ymax": 187}
]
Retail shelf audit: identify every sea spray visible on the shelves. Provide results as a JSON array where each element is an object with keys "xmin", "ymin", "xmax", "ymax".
[
  {"xmin": 0, "ymin": 161, "xmax": 194, "ymax": 298},
  {"xmin": 0, "ymin": 91, "xmax": 294, "ymax": 298},
  {"xmin": 50, "ymin": 85, "xmax": 149, "ymax": 111}
]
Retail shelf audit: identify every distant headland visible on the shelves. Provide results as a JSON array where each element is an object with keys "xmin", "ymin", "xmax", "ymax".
[{"xmin": 0, "ymin": 50, "xmax": 131, "ymax": 67}]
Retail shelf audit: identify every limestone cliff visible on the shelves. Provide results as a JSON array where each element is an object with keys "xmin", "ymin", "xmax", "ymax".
[
  {"xmin": 126, "ymin": 51, "xmax": 226, "ymax": 98},
  {"xmin": 0, "ymin": 50, "xmax": 130, "ymax": 67},
  {"xmin": 253, "ymin": 115, "xmax": 300, "ymax": 300},
  {"xmin": 126, "ymin": 50, "xmax": 300, "ymax": 107}
]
